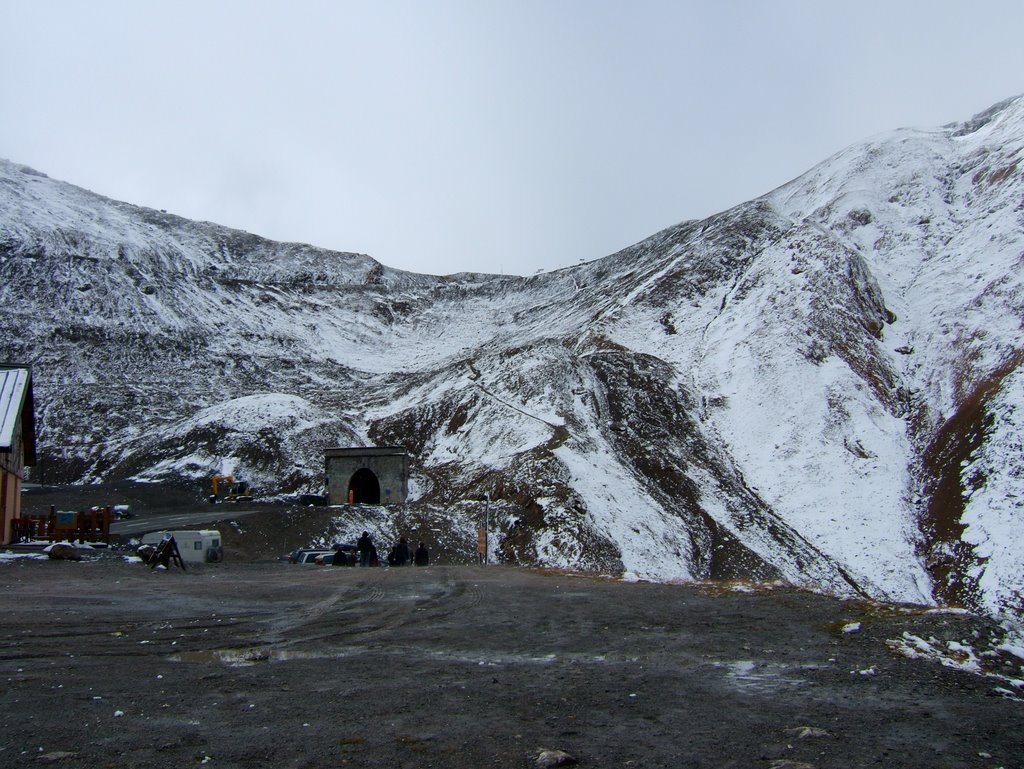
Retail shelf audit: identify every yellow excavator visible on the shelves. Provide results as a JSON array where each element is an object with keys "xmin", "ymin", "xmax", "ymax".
[{"xmin": 208, "ymin": 475, "xmax": 254, "ymax": 504}]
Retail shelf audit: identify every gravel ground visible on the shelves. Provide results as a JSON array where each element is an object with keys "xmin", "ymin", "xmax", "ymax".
[{"xmin": 0, "ymin": 554, "xmax": 1020, "ymax": 769}]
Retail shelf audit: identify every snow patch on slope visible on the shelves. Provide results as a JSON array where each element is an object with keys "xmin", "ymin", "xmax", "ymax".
[
  {"xmin": 960, "ymin": 368, "xmax": 1024, "ymax": 617},
  {"xmin": 554, "ymin": 441, "xmax": 694, "ymax": 582}
]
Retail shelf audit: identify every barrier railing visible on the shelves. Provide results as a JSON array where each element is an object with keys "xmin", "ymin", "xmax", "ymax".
[{"xmin": 10, "ymin": 506, "xmax": 111, "ymax": 545}]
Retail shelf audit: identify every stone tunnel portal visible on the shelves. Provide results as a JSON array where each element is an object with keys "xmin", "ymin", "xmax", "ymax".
[{"xmin": 324, "ymin": 447, "xmax": 409, "ymax": 506}]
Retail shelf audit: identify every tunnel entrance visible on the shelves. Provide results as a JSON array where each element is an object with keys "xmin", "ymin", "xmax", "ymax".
[
  {"xmin": 325, "ymin": 447, "xmax": 409, "ymax": 506},
  {"xmin": 348, "ymin": 468, "xmax": 381, "ymax": 504}
]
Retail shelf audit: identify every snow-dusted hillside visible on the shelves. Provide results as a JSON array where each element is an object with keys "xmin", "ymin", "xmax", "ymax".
[{"xmin": 2, "ymin": 95, "xmax": 1022, "ymax": 621}]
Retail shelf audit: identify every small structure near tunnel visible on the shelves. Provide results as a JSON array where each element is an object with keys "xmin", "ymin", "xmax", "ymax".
[
  {"xmin": 325, "ymin": 447, "xmax": 409, "ymax": 506},
  {"xmin": 1, "ymin": 365, "xmax": 36, "ymax": 544}
]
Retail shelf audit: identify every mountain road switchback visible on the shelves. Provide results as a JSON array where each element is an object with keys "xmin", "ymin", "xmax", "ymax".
[
  {"xmin": 0, "ymin": 558, "xmax": 1018, "ymax": 768},
  {"xmin": 109, "ymin": 508, "xmax": 267, "ymax": 536}
]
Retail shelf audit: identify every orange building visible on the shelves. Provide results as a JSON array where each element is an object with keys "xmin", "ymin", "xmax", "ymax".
[{"xmin": 1, "ymin": 366, "xmax": 36, "ymax": 544}]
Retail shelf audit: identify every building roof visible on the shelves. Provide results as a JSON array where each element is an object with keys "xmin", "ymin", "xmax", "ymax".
[
  {"xmin": 325, "ymin": 446, "xmax": 409, "ymax": 458},
  {"xmin": 0, "ymin": 366, "xmax": 36, "ymax": 464}
]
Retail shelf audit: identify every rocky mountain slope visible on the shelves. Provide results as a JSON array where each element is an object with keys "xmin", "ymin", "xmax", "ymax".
[{"xmin": 2, "ymin": 95, "xmax": 1022, "ymax": 621}]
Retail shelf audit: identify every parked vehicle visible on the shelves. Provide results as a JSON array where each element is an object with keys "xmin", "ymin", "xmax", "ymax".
[
  {"xmin": 287, "ymin": 548, "xmax": 334, "ymax": 564},
  {"xmin": 140, "ymin": 530, "xmax": 223, "ymax": 564},
  {"xmin": 288, "ymin": 544, "xmax": 359, "ymax": 566}
]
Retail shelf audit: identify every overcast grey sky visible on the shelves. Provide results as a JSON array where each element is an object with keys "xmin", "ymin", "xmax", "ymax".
[{"xmin": 2, "ymin": 1, "xmax": 1022, "ymax": 276}]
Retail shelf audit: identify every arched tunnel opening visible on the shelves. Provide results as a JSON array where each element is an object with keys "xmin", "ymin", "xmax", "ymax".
[{"xmin": 348, "ymin": 468, "xmax": 381, "ymax": 504}]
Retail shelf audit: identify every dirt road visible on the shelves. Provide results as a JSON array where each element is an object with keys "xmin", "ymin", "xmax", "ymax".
[{"xmin": 0, "ymin": 556, "xmax": 1019, "ymax": 769}]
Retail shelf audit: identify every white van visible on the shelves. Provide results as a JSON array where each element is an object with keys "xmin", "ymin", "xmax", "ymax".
[{"xmin": 140, "ymin": 530, "xmax": 223, "ymax": 564}]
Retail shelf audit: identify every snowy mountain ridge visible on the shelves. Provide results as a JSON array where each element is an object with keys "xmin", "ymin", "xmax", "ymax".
[{"xmin": 2, "ymin": 94, "xmax": 1023, "ymax": 621}]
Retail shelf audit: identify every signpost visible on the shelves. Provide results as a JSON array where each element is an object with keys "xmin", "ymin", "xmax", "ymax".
[{"xmin": 476, "ymin": 493, "xmax": 491, "ymax": 565}]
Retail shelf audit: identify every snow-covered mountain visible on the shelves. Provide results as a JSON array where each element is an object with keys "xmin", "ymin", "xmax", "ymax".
[{"xmin": 3, "ymin": 95, "xmax": 1023, "ymax": 621}]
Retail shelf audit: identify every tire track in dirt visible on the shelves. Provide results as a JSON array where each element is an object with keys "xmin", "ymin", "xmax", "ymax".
[
  {"xmin": 351, "ymin": 569, "xmax": 488, "ymax": 634},
  {"xmin": 263, "ymin": 571, "xmax": 387, "ymax": 641},
  {"xmin": 300, "ymin": 570, "xmax": 465, "ymax": 646},
  {"xmin": 224, "ymin": 569, "xmax": 485, "ymax": 657}
]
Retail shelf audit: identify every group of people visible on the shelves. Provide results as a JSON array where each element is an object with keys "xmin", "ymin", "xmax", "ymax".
[{"xmin": 353, "ymin": 531, "xmax": 429, "ymax": 568}]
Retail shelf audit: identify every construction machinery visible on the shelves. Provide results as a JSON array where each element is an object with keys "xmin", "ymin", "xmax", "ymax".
[{"xmin": 208, "ymin": 475, "xmax": 254, "ymax": 504}]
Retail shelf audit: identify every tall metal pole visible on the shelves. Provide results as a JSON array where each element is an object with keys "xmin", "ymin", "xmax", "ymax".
[{"xmin": 484, "ymin": 493, "xmax": 490, "ymax": 565}]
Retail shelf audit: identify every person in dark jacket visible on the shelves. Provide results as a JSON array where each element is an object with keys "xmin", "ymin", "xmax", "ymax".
[
  {"xmin": 394, "ymin": 537, "xmax": 411, "ymax": 566},
  {"xmin": 357, "ymin": 531, "xmax": 373, "ymax": 567},
  {"xmin": 333, "ymin": 544, "xmax": 354, "ymax": 567},
  {"xmin": 414, "ymin": 542, "xmax": 429, "ymax": 566}
]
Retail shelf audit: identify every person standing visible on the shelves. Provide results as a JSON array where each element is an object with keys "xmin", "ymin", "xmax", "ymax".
[
  {"xmin": 394, "ymin": 537, "xmax": 411, "ymax": 566},
  {"xmin": 357, "ymin": 531, "xmax": 373, "ymax": 567},
  {"xmin": 414, "ymin": 542, "xmax": 429, "ymax": 566},
  {"xmin": 333, "ymin": 543, "xmax": 353, "ymax": 567}
]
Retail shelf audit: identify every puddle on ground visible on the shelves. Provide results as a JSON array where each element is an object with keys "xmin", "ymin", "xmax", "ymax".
[
  {"xmin": 168, "ymin": 646, "xmax": 610, "ymax": 668},
  {"xmin": 168, "ymin": 647, "xmax": 358, "ymax": 666},
  {"xmin": 425, "ymin": 650, "xmax": 560, "ymax": 666},
  {"xmin": 713, "ymin": 660, "xmax": 811, "ymax": 693}
]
